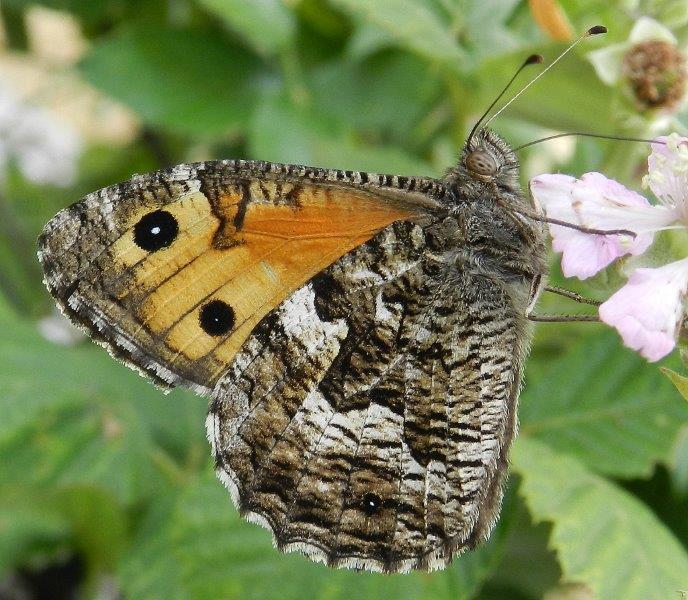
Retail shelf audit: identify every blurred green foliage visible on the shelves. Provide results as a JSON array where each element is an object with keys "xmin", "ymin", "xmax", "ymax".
[{"xmin": 0, "ymin": 0, "xmax": 687, "ymax": 599}]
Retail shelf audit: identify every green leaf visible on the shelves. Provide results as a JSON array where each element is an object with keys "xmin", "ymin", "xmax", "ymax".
[
  {"xmin": 481, "ymin": 496, "xmax": 562, "ymax": 597},
  {"xmin": 80, "ymin": 25, "xmax": 264, "ymax": 136},
  {"xmin": 330, "ymin": 0, "xmax": 465, "ymax": 65},
  {"xmin": 0, "ymin": 298, "xmax": 142, "ymax": 440},
  {"xmin": 309, "ymin": 51, "xmax": 442, "ymax": 137},
  {"xmin": 520, "ymin": 330, "xmax": 688, "ymax": 478},
  {"xmin": 0, "ymin": 0, "xmax": 174, "ymax": 36},
  {"xmin": 0, "ymin": 485, "xmax": 69, "ymax": 573},
  {"xmin": 512, "ymin": 437, "xmax": 688, "ymax": 600},
  {"xmin": 0, "ymin": 484, "xmax": 127, "ymax": 580},
  {"xmin": 296, "ymin": 0, "xmax": 353, "ymax": 39},
  {"xmin": 51, "ymin": 485, "xmax": 128, "ymax": 575},
  {"xmin": 0, "ymin": 297, "xmax": 206, "ymax": 504},
  {"xmin": 453, "ymin": 0, "xmax": 521, "ymax": 60},
  {"xmin": 119, "ymin": 467, "xmax": 504, "ymax": 600},
  {"xmin": 671, "ymin": 427, "xmax": 688, "ymax": 496},
  {"xmin": 661, "ymin": 367, "xmax": 688, "ymax": 402},
  {"xmin": 1, "ymin": 0, "xmax": 118, "ymax": 22},
  {"xmin": 0, "ymin": 394, "xmax": 162, "ymax": 506},
  {"xmin": 346, "ymin": 22, "xmax": 401, "ymax": 60},
  {"xmin": 248, "ymin": 92, "xmax": 434, "ymax": 175},
  {"xmin": 0, "ymin": 202, "xmax": 46, "ymax": 317},
  {"xmin": 196, "ymin": 0, "xmax": 296, "ymax": 56}
]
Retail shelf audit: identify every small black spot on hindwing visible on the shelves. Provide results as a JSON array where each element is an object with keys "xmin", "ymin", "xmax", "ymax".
[{"xmin": 362, "ymin": 492, "xmax": 382, "ymax": 516}]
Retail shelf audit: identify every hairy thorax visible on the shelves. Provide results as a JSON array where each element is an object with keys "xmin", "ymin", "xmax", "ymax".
[{"xmin": 422, "ymin": 189, "xmax": 548, "ymax": 294}]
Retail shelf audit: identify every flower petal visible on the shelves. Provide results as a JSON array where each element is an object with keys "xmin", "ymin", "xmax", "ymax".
[
  {"xmin": 556, "ymin": 229, "xmax": 620, "ymax": 279},
  {"xmin": 0, "ymin": 81, "xmax": 82, "ymax": 187},
  {"xmin": 530, "ymin": 172, "xmax": 657, "ymax": 279},
  {"xmin": 628, "ymin": 16, "xmax": 678, "ymax": 44},
  {"xmin": 587, "ymin": 43, "xmax": 627, "ymax": 85},
  {"xmin": 599, "ymin": 257, "xmax": 688, "ymax": 361},
  {"xmin": 577, "ymin": 172, "xmax": 676, "ymax": 232},
  {"xmin": 646, "ymin": 133, "xmax": 688, "ymax": 218}
]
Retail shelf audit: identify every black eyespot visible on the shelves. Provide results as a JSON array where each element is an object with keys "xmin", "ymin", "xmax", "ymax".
[
  {"xmin": 465, "ymin": 150, "xmax": 498, "ymax": 177},
  {"xmin": 199, "ymin": 300, "xmax": 235, "ymax": 336},
  {"xmin": 362, "ymin": 492, "xmax": 382, "ymax": 516},
  {"xmin": 133, "ymin": 210, "xmax": 178, "ymax": 252}
]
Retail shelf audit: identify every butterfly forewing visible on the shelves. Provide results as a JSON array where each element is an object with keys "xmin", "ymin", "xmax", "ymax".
[{"xmin": 38, "ymin": 160, "xmax": 439, "ymax": 393}]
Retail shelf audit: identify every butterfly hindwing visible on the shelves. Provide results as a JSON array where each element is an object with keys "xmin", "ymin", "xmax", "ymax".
[{"xmin": 208, "ymin": 219, "xmax": 530, "ymax": 573}]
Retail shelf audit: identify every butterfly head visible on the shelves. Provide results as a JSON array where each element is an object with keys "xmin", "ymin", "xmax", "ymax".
[
  {"xmin": 441, "ymin": 128, "xmax": 547, "ymax": 275},
  {"xmin": 444, "ymin": 128, "xmax": 520, "ymax": 197}
]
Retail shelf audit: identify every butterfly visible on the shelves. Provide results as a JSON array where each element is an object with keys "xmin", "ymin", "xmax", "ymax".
[{"xmin": 37, "ymin": 124, "xmax": 548, "ymax": 573}]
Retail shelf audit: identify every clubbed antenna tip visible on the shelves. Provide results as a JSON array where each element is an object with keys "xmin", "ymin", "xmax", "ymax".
[
  {"xmin": 588, "ymin": 25, "xmax": 607, "ymax": 35},
  {"xmin": 526, "ymin": 54, "xmax": 544, "ymax": 65},
  {"xmin": 480, "ymin": 26, "xmax": 607, "ymax": 132}
]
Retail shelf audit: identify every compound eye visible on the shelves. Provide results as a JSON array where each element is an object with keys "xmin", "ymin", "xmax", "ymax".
[{"xmin": 465, "ymin": 150, "xmax": 498, "ymax": 177}]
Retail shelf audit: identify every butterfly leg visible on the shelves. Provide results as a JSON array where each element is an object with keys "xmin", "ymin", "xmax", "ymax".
[
  {"xmin": 527, "ymin": 313, "xmax": 599, "ymax": 322},
  {"xmin": 526, "ymin": 284, "xmax": 601, "ymax": 322}
]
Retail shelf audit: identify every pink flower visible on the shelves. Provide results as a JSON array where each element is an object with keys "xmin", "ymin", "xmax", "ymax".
[
  {"xmin": 530, "ymin": 172, "xmax": 666, "ymax": 279},
  {"xmin": 645, "ymin": 135, "xmax": 688, "ymax": 222},
  {"xmin": 530, "ymin": 133, "xmax": 688, "ymax": 362},
  {"xmin": 599, "ymin": 258, "xmax": 688, "ymax": 361}
]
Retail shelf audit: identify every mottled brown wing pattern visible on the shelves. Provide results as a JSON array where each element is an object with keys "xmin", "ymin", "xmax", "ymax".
[{"xmin": 208, "ymin": 219, "xmax": 530, "ymax": 573}]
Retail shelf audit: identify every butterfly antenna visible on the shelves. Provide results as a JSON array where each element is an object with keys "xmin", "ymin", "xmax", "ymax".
[
  {"xmin": 466, "ymin": 54, "xmax": 543, "ymax": 148},
  {"xmin": 514, "ymin": 131, "xmax": 664, "ymax": 151},
  {"xmin": 480, "ymin": 25, "xmax": 607, "ymax": 132}
]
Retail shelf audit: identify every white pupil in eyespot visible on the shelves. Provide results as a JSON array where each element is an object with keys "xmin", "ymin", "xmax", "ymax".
[{"xmin": 151, "ymin": 226, "xmax": 161, "ymax": 235}]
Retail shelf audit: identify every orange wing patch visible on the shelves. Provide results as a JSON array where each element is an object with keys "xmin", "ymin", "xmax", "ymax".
[{"xmin": 117, "ymin": 182, "xmax": 418, "ymax": 380}]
